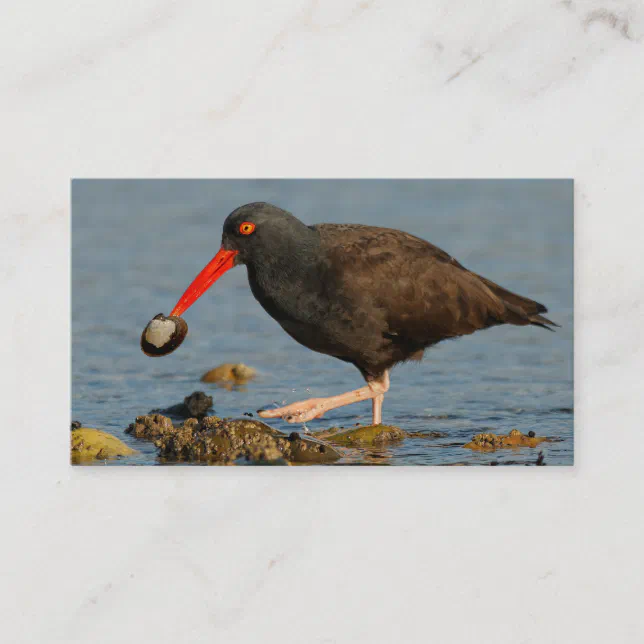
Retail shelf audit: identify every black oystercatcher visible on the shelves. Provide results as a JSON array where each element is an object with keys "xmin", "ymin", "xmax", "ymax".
[{"xmin": 170, "ymin": 202, "xmax": 558, "ymax": 425}]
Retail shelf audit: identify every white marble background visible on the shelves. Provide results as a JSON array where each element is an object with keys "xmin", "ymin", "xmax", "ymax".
[{"xmin": 2, "ymin": 0, "xmax": 643, "ymax": 642}]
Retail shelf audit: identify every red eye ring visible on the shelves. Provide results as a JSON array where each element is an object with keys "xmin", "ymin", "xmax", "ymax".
[{"xmin": 239, "ymin": 221, "xmax": 256, "ymax": 235}]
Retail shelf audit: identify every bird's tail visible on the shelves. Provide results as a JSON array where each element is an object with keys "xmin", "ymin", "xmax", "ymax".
[
  {"xmin": 476, "ymin": 274, "xmax": 560, "ymax": 331},
  {"xmin": 524, "ymin": 311, "xmax": 560, "ymax": 331}
]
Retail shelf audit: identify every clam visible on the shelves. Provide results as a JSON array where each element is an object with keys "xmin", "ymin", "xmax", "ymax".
[{"xmin": 140, "ymin": 313, "xmax": 188, "ymax": 357}]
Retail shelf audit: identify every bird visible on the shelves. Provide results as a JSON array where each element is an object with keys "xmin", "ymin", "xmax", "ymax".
[{"xmin": 170, "ymin": 202, "xmax": 558, "ymax": 426}]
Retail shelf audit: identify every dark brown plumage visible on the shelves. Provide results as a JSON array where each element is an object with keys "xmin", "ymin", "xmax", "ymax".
[
  {"xmin": 171, "ymin": 202, "xmax": 558, "ymax": 425},
  {"xmin": 308, "ymin": 222, "xmax": 556, "ymax": 377}
]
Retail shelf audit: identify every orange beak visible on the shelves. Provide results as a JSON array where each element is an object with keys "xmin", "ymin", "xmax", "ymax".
[{"xmin": 170, "ymin": 247, "xmax": 238, "ymax": 317}]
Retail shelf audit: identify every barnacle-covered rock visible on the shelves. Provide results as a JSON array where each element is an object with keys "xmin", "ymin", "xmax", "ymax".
[
  {"xmin": 463, "ymin": 429, "xmax": 548, "ymax": 451},
  {"xmin": 125, "ymin": 413, "xmax": 174, "ymax": 440},
  {"xmin": 126, "ymin": 414, "xmax": 341, "ymax": 464}
]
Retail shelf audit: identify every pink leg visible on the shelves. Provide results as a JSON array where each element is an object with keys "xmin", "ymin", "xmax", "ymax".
[
  {"xmin": 372, "ymin": 394, "xmax": 384, "ymax": 425},
  {"xmin": 258, "ymin": 371, "xmax": 390, "ymax": 424}
]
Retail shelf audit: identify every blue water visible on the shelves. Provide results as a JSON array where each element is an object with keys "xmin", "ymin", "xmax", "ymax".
[{"xmin": 72, "ymin": 180, "xmax": 573, "ymax": 465}]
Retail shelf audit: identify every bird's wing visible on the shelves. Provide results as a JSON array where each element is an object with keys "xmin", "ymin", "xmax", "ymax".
[{"xmin": 312, "ymin": 223, "xmax": 551, "ymax": 346}]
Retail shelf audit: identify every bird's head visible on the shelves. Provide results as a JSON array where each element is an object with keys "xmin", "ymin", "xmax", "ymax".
[
  {"xmin": 171, "ymin": 202, "xmax": 312, "ymax": 317},
  {"xmin": 221, "ymin": 202, "xmax": 312, "ymax": 263}
]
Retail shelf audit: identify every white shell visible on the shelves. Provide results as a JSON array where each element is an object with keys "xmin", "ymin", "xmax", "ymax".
[{"xmin": 144, "ymin": 318, "xmax": 176, "ymax": 348}]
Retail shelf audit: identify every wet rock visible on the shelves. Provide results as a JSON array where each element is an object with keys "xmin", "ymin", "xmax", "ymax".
[
  {"xmin": 150, "ymin": 391, "xmax": 214, "ymax": 419},
  {"xmin": 406, "ymin": 430, "xmax": 449, "ymax": 439},
  {"xmin": 317, "ymin": 424, "xmax": 406, "ymax": 447},
  {"xmin": 286, "ymin": 432, "xmax": 337, "ymax": 464},
  {"xmin": 125, "ymin": 413, "xmax": 174, "ymax": 439},
  {"xmin": 201, "ymin": 363, "xmax": 256, "ymax": 385},
  {"xmin": 241, "ymin": 435, "xmax": 287, "ymax": 465},
  {"xmin": 463, "ymin": 429, "xmax": 548, "ymax": 451},
  {"xmin": 129, "ymin": 414, "xmax": 342, "ymax": 465},
  {"xmin": 314, "ymin": 425, "xmax": 446, "ymax": 446},
  {"xmin": 71, "ymin": 428, "xmax": 136, "ymax": 463}
]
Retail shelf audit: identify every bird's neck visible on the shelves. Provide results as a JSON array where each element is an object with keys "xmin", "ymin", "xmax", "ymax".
[
  {"xmin": 245, "ymin": 228, "xmax": 325, "ymax": 318},
  {"xmin": 250, "ymin": 226, "xmax": 320, "ymax": 278}
]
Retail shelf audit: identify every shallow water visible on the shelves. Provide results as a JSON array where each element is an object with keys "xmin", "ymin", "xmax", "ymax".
[{"xmin": 72, "ymin": 180, "xmax": 573, "ymax": 466}]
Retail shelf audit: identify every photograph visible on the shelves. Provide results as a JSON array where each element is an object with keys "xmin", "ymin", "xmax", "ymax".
[{"xmin": 72, "ymin": 179, "xmax": 573, "ymax": 466}]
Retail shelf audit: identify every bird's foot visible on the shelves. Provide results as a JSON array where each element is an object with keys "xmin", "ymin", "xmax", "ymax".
[{"xmin": 258, "ymin": 398, "xmax": 325, "ymax": 423}]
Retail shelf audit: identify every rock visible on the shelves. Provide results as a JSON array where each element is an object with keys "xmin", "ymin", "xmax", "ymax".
[
  {"xmin": 128, "ymin": 414, "xmax": 342, "ymax": 465},
  {"xmin": 406, "ymin": 430, "xmax": 449, "ymax": 439},
  {"xmin": 71, "ymin": 428, "xmax": 136, "ymax": 463},
  {"xmin": 316, "ymin": 424, "xmax": 406, "ymax": 446},
  {"xmin": 201, "ymin": 363, "xmax": 256, "ymax": 385},
  {"xmin": 286, "ymin": 432, "xmax": 337, "ymax": 464},
  {"xmin": 463, "ymin": 429, "xmax": 548, "ymax": 451},
  {"xmin": 125, "ymin": 413, "xmax": 174, "ymax": 439},
  {"xmin": 150, "ymin": 391, "xmax": 214, "ymax": 419},
  {"xmin": 242, "ymin": 435, "xmax": 286, "ymax": 465}
]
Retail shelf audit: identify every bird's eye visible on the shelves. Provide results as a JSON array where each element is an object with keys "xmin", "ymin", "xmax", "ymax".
[{"xmin": 239, "ymin": 222, "xmax": 256, "ymax": 235}]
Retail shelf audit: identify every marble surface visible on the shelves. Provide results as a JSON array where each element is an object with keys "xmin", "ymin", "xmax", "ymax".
[{"xmin": 2, "ymin": 1, "xmax": 644, "ymax": 642}]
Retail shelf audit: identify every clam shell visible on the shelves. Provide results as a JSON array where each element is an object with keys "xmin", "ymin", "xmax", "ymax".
[{"xmin": 141, "ymin": 313, "xmax": 188, "ymax": 357}]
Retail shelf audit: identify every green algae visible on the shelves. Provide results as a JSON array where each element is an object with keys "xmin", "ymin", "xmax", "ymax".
[{"xmin": 316, "ymin": 424, "xmax": 406, "ymax": 447}]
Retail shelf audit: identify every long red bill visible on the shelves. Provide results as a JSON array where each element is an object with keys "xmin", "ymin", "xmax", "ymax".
[{"xmin": 170, "ymin": 247, "xmax": 238, "ymax": 317}]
